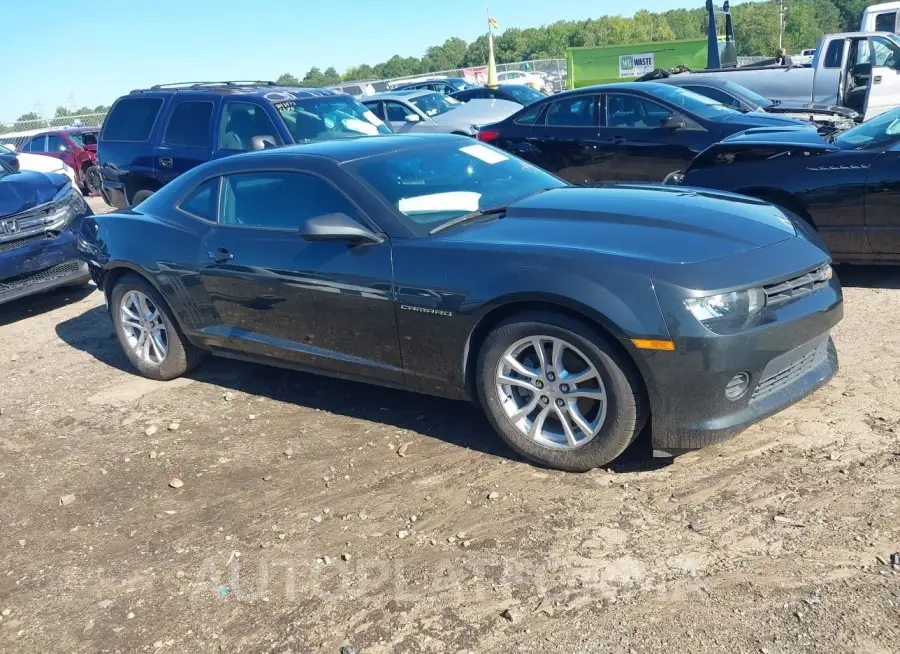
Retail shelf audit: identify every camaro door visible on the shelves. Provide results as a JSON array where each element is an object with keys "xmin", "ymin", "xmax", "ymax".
[
  {"xmin": 197, "ymin": 169, "xmax": 402, "ymax": 384},
  {"xmin": 864, "ymin": 144, "xmax": 900, "ymax": 255},
  {"xmin": 864, "ymin": 36, "xmax": 900, "ymax": 120}
]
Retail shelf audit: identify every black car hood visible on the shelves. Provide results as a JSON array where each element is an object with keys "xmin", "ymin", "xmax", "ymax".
[
  {"xmin": 441, "ymin": 186, "xmax": 796, "ymax": 265},
  {"xmin": 766, "ymin": 102, "xmax": 859, "ymax": 119},
  {"xmin": 720, "ymin": 126, "xmax": 839, "ymax": 150},
  {"xmin": 0, "ymin": 170, "xmax": 69, "ymax": 218},
  {"xmin": 720, "ymin": 111, "xmax": 809, "ymax": 129}
]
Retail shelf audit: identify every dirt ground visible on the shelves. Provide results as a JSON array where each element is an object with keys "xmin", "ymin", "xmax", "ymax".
[{"xmin": 0, "ymin": 197, "xmax": 898, "ymax": 653}]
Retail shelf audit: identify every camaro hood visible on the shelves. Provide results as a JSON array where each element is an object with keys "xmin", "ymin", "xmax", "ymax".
[
  {"xmin": 0, "ymin": 170, "xmax": 69, "ymax": 218},
  {"xmin": 431, "ymin": 99, "xmax": 521, "ymax": 126},
  {"xmin": 719, "ymin": 126, "xmax": 838, "ymax": 149},
  {"xmin": 441, "ymin": 186, "xmax": 797, "ymax": 265}
]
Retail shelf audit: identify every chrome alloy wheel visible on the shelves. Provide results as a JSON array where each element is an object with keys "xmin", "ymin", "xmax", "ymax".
[
  {"xmin": 120, "ymin": 290, "xmax": 169, "ymax": 365},
  {"xmin": 495, "ymin": 335, "xmax": 607, "ymax": 450}
]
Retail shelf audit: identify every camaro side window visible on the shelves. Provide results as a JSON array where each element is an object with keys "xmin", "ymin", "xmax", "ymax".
[
  {"xmin": 220, "ymin": 171, "xmax": 358, "ymax": 230},
  {"xmin": 178, "ymin": 177, "xmax": 220, "ymax": 221}
]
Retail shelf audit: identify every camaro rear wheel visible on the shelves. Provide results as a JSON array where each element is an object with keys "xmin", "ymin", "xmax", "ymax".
[
  {"xmin": 477, "ymin": 311, "xmax": 646, "ymax": 472},
  {"xmin": 110, "ymin": 275, "xmax": 204, "ymax": 381}
]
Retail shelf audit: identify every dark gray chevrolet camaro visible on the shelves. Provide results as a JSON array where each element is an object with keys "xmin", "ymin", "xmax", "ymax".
[{"xmin": 78, "ymin": 134, "xmax": 843, "ymax": 471}]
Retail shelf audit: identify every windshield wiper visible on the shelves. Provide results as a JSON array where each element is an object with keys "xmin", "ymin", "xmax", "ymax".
[
  {"xmin": 428, "ymin": 187, "xmax": 561, "ymax": 235},
  {"xmin": 429, "ymin": 206, "xmax": 507, "ymax": 235}
]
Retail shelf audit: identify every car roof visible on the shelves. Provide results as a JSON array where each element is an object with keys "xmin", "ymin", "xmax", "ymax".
[
  {"xmin": 654, "ymin": 76, "xmax": 729, "ymax": 89},
  {"xmin": 127, "ymin": 81, "xmax": 349, "ymax": 102},
  {"xmin": 553, "ymin": 81, "xmax": 671, "ymax": 97},
  {"xmin": 236, "ymin": 133, "xmax": 466, "ymax": 164},
  {"xmin": 364, "ymin": 90, "xmax": 432, "ymax": 100}
]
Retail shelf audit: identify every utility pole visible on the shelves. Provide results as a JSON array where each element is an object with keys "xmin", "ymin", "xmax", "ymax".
[{"xmin": 778, "ymin": 0, "xmax": 786, "ymax": 50}]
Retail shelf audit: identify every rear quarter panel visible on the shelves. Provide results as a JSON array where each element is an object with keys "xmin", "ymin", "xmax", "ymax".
[
  {"xmin": 98, "ymin": 95, "xmax": 169, "ymax": 204},
  {"xmin": 80, "ymin": 208, "xmax": 214, "ymax": 337}
]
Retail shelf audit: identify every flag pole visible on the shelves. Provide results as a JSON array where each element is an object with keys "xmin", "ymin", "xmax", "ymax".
[{"xmin": 486, "ymin": 3, "xmax": 498, "ymax": 87}]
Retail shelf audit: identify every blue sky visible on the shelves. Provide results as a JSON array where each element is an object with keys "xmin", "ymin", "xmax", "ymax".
[{"xmin": 4, "ymin": 0, "xmax": 713, "ymax": 121}]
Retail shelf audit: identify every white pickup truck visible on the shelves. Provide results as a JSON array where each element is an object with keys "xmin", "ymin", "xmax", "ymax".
[{"xmin": 674, "ymin": 31, "xmax": 900, "ymax": 121}]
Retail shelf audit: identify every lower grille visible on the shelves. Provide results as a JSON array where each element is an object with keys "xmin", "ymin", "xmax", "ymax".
[
  {"xmin": 0, "ymin": 232, "xmax": 55, "ymax": 255},
  {"xmin": 0, "ymin": 260, "xmax": 85, "ymax": 293},
  {"xmin": 750, "ymin": 341, "xmax": 828, "ymax": 402}
]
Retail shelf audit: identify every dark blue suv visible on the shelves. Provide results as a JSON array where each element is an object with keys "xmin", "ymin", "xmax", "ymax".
[{"xmin": 98, "ymin": 81, "xmax": 392, "ymax": 208}]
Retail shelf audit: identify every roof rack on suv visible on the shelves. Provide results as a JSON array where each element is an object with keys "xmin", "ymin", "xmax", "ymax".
[{"xmin": 148, "ymin": 81, "xmax": 279, "ymax": 90}]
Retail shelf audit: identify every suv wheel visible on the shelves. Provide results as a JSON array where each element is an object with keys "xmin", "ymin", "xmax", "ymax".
[
  {"xmin": 82, "ymin": 165, "xmax": 102, "ymax": 195},
  {"xmin": 110, "ymin": 275, "xmax": 205, "ymax": 381},
  {"xmin": 476, "ymin": 311, "xmax": 646, "ymax": 472}
]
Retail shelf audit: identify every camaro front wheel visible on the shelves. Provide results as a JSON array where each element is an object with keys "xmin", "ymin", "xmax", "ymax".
[
  {"xmin": 477, "ymin": 311, "xmax": 646, "ymax": 472},
  {"xmin": 110, "ymin": 275, "xmax": 205, "ymax": 381}
]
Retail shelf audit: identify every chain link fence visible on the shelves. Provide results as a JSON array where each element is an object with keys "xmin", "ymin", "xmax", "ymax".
[
  {"xmin": 0, "ymin": 113, "xmax": 106, "ymax": 150},
  {"xmin": 329, "ymin": 58, "xmax": 569, "ymax": 96}
]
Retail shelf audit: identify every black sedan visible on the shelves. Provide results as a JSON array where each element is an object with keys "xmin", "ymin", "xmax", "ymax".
[
  {"xmin": 651, "ymin": 76, "xmax": 859, "ymax": 135},
  {"xmin": 476, "ymin": 81, "xmax": 812, "ymax": 184},
  {"xmin": 392, "ymin": 77, "xmax": 475, "ymax": 95},
  {"xmin": 668, "ymin": 107, "xmax": 900, "ymax": 264},
  {"xmin": 450, "ymin": 84, "xmax": 547, "ymax": 107},
  {"xmin": 78, "ymin": 134, "xmax": 842, "ymax": 471}
]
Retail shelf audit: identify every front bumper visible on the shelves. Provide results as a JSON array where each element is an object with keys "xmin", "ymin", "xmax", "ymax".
[
  {"xmin": 0, "ymin": 230, "xmax": 91, "ymax": 305},
  {"xmin": 643, "ymin": 240, "xmax": 843, "ymax": 452}
]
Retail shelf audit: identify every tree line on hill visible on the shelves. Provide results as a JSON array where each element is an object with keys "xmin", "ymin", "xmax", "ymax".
[{"xmin": 274, "ymin": 0, "xmax": 879, "ymax": 87}]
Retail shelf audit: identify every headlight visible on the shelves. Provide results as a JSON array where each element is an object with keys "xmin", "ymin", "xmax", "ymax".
[
  {"xmin": 684, "ymin": 288, "xmax": 767, "ymax": 331},
  {"xmin": 45, "ymin": 186, "xmax": 90, "ymax": 231}
]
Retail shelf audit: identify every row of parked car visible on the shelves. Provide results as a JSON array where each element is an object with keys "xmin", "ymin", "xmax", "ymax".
[{"xmin": 4, "ymin": 71, "xmax": 897, "ymax": 470}]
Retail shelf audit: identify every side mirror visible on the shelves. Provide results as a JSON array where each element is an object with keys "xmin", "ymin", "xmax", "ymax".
[
  {"xmin": 249, "ymin": 135, "xmax": 278, "ymax": 151},
  {"xmin": 300, "ymin": 213, "xmax": 383, "ymax": 245},
  {"xmin": 661, "ymin": 115, "xmax": 687, "ymax": 130},
  {"xmin": 404, "ymin": 114, "xmax": 421, "ymax": 123}
]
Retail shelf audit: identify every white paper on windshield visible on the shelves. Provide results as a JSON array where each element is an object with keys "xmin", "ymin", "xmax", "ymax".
[
  {"xmin": 343, "ymin": 117, "xmax": 379, "ymax": 135},
  {"xmin": 398, "ymin": 191, "xmax": 481, "ymax": 214},
  {"xmin": 363, "ymin": 110, "xmax": 384, "ymax": 126},
  {"xmin": 460, "ymin": 144, "xmax": 509, "ymax": 165}
]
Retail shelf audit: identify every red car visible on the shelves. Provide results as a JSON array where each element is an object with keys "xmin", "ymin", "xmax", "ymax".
[{"xmin": 17, "ymin": 127, "xmax": 101, "ymax": 195}]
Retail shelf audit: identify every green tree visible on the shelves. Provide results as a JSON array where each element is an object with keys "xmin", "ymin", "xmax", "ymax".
[
  {"xmin": 276, "ymin": 73, "xmax": 300, "ymax": 85},
  {"xmin": 16, "ymin": 112, "xmax": 40, "ymax": 122}
]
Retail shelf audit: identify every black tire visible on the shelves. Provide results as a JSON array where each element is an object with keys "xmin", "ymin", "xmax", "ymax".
[
  {"xmin": 131, "ymin": 189, "xmax": 154, "ymax": 206},
  {"xmin": 82, "ymin": 165, "xmax": 102, "ymax": 195},
  {"xmin": 109, "ymin": 274, "xmax": 206, "ymax": 381},
  {"xmin": 476, "ymin": 311, "xmax": 647, "ymax": 472}
]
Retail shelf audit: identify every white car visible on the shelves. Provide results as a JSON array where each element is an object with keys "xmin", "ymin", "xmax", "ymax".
[
  {"xmin": 0, "ymin": 143, "xmax": 79, "ymax": 191},
  {"xmin": 496, "ymin": 70, "xmax": 552, "ymax": 93},
  {"xmin": 793, "ymin": 48, "xmax": 816, "ymax": 66}
]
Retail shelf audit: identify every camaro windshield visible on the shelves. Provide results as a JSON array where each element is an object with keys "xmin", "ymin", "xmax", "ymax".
[
  {"xmin": 275, "ymin": 98, "xmax": 391, "ymax": 143},
  {"xmin": 650, "ymin": 85, "xmax": 739, "ymax": 119},
  {"xmin": 833, "ymin": 107, "xmax": 900, "ymax": 149},
  {"xmin": 409, "ymin": 93, "xmax": 460, "ymax": 117},
  {"xmin": 352, "ymin": 141, "xmax": 567, "ymax": 234}
]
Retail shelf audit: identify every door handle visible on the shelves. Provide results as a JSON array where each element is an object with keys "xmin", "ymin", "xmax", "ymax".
[
  {"xmin": 874, "ymin": 75, "xmax": 883, "ymax": 84},
  {"xmin": 207, "ymin": 248, "xmax": 233, "ymax": 263},
  {"xmin": 159, "ymin": 156, "xmax": 173, "ymax": 168}
]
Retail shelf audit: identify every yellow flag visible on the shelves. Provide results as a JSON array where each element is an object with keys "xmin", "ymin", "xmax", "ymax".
[{"xmin": 489, "ymin": 16, "xmax": 499, "ymax": 29}]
